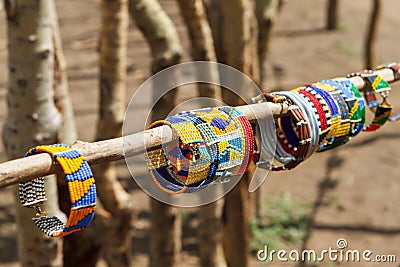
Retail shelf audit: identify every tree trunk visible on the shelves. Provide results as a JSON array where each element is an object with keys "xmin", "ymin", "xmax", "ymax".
[
  {"xmin": 93, "ymin": 1, "xmax": 133, "ymax": 266},
  {"xmin": 3, "ymin": 0, "xmax": 63, "ymax": 266},
  {"xmin": 326, "ymin": 0, "xmax": 340, "ymax": 30},
  {"xmin": 203, "ymin": 0, "xmax": 224, "ymax": 62},
  {"xmin": 176, "ymin": 0, "xmax": 221, "ymax": 99},
  {"xmin": 50, "ymin": 1, "xmax": 77, "ymax": 145},
  {"xmin": 256, "ymin": 0, "xmax": 282, "ymax": 88},
  {"xmin": 219, "ymin": 1, "xmax": 260, "ymax": 267},
  {"xmin": 130, "ymin": 1, "xmax": 183, "ymax": 266},
  {"xmin": 220, "ymin": 0, "xmax": 260, "ymax": 105},
  {"xmin": 176, "ymin": 1, "xmax": 226, "ymax": 266},
  {"xmin": 365, "ymin": 0, "xmax": 381, "ymax": 69},
  {"xmin": 197, "ymin": 199, "xmax": 226, "ymax": 267}
]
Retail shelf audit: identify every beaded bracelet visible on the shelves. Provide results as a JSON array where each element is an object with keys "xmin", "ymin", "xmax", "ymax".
[
  {"xmin": 302, "ymin": 85, "xmax": 341, "ymax": 152},
  {"xmin": 292, "ymin": 87, "xmax": 330, "ymax": 147},
  {"xmin": 375, "ymin": 63, "xmax": 400, "ymax": 122},
  {"xmin": 146, "ymin": 118, "xmax": 211, "ymax": 193},
  {"xmin": 145, "ymin": 120, "xmax": 205, "ymax": 194},
  {"xmin": 176, "ymin": 111, "xmax": 220, "ymax": 183},
  {"xmin": 280, "ymin": 91, "xmax": 319, "ymax": 158},
  {"xmin": 328, "ymin": 78, "xmax": 366, "ymax": 137},
  {"xmin": 347, "ymin": 72, "xmax": 392, "ymax": 132},
  {"xmin": 260, "ymin": 91, "xmax": 313, "ymax": 171},
  {"xmin": 192, "ymin": 108, "xmax": 244, "ymax": 173},
  {"xmin": 313, "ymin": 83, "xmax": 351, "ymax": 149},
  {"xmin": 19, "ymin": 144, "xmax": 96, "ymax": 237},
  {"xmin": 217, "ymin": 106, "xmax": 254, "ymax": 174},
  {"xmin": 165, "ymin": 115, "xmax": 212, "ymax": 185}
]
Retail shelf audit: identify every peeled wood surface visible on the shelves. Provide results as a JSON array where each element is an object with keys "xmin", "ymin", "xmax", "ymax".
[{"xmin": 0, "ymin": 67, "xmax": 397, "ymax": 188}]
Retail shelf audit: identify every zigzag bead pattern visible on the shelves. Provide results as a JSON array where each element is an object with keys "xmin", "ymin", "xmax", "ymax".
[{"xmin": 19, "ymin": 144, "xmax": 96, "ymax": 237}]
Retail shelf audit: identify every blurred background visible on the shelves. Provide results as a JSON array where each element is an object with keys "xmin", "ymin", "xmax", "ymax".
[{"xmin": 0, "ymin": 0, "xmax": 399, "ymax": 266}]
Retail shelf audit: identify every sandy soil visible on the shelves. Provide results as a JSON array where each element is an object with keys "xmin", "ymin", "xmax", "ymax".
[{"xmin": 0, "ymin": 0, "xmax": 400, "ymax": 266}]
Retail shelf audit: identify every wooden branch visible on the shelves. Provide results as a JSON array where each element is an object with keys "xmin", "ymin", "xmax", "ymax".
[{"xmin": 0, "ymin": 67, "xmax": 397, "ymax": 189}]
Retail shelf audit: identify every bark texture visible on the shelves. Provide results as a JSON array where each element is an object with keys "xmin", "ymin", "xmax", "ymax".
[
  {"xmin": 92, "ymin": 1, "xmax": 133, "ymax": 266},
  {"xmin": 219, "ymin": 1, "xmax": 260, "ymax": 267},
  {"xmin": 197, "ymin": 199, "xmax": 227, "ymax": 267},
  {"xmin": 176, "ymin": 1, "xmax": 226, "ymax": 266},
  {"xmin": 130, "ymin": 1, "xmax": 183, "ymax": 266},
  {"xmin": 256, "ymin": 0, "xmax": 282, "ymax": 88},
  {"xmin": 365, "ymin": 0, "xmax": 381, "ymax": 69},
  {"xmin": 176, "ymin": 0, "xmax": 221, "ymax": 99},
  {"xmin": 3, "ymin": 0, "xmax": 63, "ymax": 266},
  {"xmin": 326, "ymin": 0, "xmax": 340, "ymax": 30},
  {"xmin": 220, "ymin": 0, "xmax": 260, "ymax": 105}
]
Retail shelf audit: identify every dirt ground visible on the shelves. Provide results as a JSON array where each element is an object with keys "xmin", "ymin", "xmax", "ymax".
[{"xmin": 0, "ymin": 0, "xmax": 400, "ymax": 266}]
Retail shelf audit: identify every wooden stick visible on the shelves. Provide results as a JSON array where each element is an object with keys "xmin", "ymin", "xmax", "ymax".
[{"xmin": 0, "ymin": 67, "xmax": 397, "ymax": 188}]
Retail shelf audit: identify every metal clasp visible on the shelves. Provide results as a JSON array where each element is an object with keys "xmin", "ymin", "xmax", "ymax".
[{"xmin": 33, "ymin": 204, "xmax": 48, "ymax": 218}]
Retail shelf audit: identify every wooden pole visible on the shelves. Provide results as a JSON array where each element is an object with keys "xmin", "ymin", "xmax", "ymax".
[{"xmin": 0, "ymin": 67, "xmax": 397, "ymax": 188}]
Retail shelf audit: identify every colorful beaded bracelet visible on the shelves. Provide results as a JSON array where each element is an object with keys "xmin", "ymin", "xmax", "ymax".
[
  {"xmin": 300, "ymin": 86, "xmax": 333, "ymax": 145},
  {"xmin": 313, "ymin": 83, "xmax": 351, "ymax": 149},
  {"xmin": 217, "ymin": 106, "xmax": 254, "ymax": 174},
  {"xmin": 303, "ymin": 85, "xmax": 341, "ymax": 152},
  {"xmin": 292, "ymin": 87, "xmax": 330, "ymax": 146},
  {"xmin": 347, "ymin": 72, "xmax": 392, "ymax": 132},
  {"xmin": 283, "ymin": 91, "xmax": 319, "ymax": 157},
  {"xmin": 375, "ymin": 63, "xmax": 400, "ymax": 122},
  {"xmin": 319, "ymin": 80, "xmax": 355, "ymax": 147},
  {"xmin": 177, "ymin": 111, "xmax": 220, "ymax": 183},
  {"xmin": 263, "ymin": 92, "xmax": 313, "ymax": 171},
  {"xmin": 192, "ymin": 108, "xmax": 244, "ymax": 173},
  {"xmin": 19, "ymin": 144, "xmax": 96, "ymax": 237},
  {"xmin": 145, "ymin": 120, "xmax": 205, "ymax": 194},
  {"xmin": 146, "ymin": 118, "xmax": 211, "ymax": 193},
  {"xmin": 165, "ymin": 115, "xmax": 212, "ymax": 185},
  {"xmin": 329, "ymin": 78, "xmax": 366, "ymax": 137}
]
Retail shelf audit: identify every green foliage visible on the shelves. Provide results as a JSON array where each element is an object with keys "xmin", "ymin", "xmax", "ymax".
[
  {"xmin": 337, "ymin": 23, "xmax": 350, "ymax": 33},
  {"xmin": 249, "ymin": 192, "xmax": 309, "ymax": 254}
]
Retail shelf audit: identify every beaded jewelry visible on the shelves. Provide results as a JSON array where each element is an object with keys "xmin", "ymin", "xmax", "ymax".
[
  {"xmin": 280, "ymin": 91, "xmax": 320, "ymax": 158},
  {"xmin": 328, "ymin": 78, "xmax": 366, "ymax": 137},
  {"xmin": 292, "ymin": 87, "xmax": 330, "ymax": 146},
  {"xmin": 165, "ymin": 116, "xmax": 212, "ymax": 185},
  {"xmin": 312, "ymin": 83, "xmax": 351, "ymax": 149},
  {"xmin": 192, "ymin": 108, "xmax": 244, "ymax": 172},
  {"xmin": 217, "ymin": 106, "xmax": 254, "ymax": 174},
  {"xmin": 176, "ymin": 111, "xmax": 219, "ymax": 183},
  {"xmin": 146, "ymin": 120, "xmax": 200, "ymax": 194},
  {"xmin": 301, "ymin": 85, "xmax": 340, "ymax": 151},
  {"xmin": 258, "ymin": 91, "xmax": 314, "ymax": 171},
  {"xmin": 146, "ymin": 118, "xmax": 210, "ymax": 194},
  {"xmin": 19, "ymin": 144, "xmax": 96, "ymax": 237},
  {"xmin": 375, "ymin": 63, "xmax": 400, "ymax": 122},
  {"xmin": 347, "ymin": 72, "xmax": 392, "ymax": 132}
]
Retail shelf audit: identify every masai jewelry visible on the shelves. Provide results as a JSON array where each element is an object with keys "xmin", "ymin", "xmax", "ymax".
[
  {"xmin": 375, "ymin": 63, "xmax": 400, "ymax": 122},
  {"xmin": 262, "ymin": 91, "xmax": 313, "ymax": 171},
  {"xmin": 328, "ymin": 78, "xmax": 366, "ymax": 137},
  {"xmin": 19, "ymin": 144, "xmax": 96, "ymax": 237},
  {"xmin": 313, "ymin": 83, "xmax": 351, "ymax": 149},
  {"xmin": 280, "ymin": 91, "xmax": 319, "ymax": 157},
  {"xmin": 192, "ymin": 108, "xmax": 244, "ymax": 173},
  {"xmin": 347, "ymin": 72, "xmax": 392, "ymax": 132},
  {"xmin": 217, "ymin": 106, "xmax": 254, "ymax": 174},
  {"xmin": 302, "ymin": 84, "xmax": 340, "ymax": 151},
  {"xmin": 292, "ymin": 86, "xmax": 330, "ymax": 147},
  {"xmin": 251, "ymin": 93, "xmax": 280, "ymax": 169},
  {"xmin": 145, "ymin": 118, "xmax": 210, "ymax": 194}
]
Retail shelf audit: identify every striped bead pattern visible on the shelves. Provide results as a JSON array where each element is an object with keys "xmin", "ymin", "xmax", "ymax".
[{"xmin": 19, "ymin": 144, "xmax": 96, "ymax": 237}]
